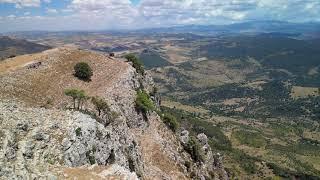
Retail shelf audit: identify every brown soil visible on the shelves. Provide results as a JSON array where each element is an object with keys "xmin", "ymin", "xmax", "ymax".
[
  {"xmin": 0, "ymin": 47, "xmax": 129, "ymax": 108},
  {"xmin": 133, "ymin": 115, "xmax": 188, "ymax": 180}
]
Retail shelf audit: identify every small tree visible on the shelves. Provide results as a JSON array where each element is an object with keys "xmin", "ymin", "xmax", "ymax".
[
  {"xmin": 74, "ymin": 62, "xmax": 93, "ymax": 81},
  {"xmin": 185, "ymin": 136, "xmax": 204, "ymax": 163},
  {"xmin": 65, "ymin": 89, "xmax": 79, "ymax": 109},
  {"xmin": 91, "ymin": 96, "xmax": 110, "ymax": 116},
  {"xmin": 162, "ymin": 113, "xmax": 179, "ymax": 132},
  {"xmin": 125, "ymin": 54, "xmax": 144, "ymax": 75},
  {"xmin": 77, "ymin": 90, "xmax": 89, "ymax": 110},
  {"xmin": 64, "ymin": 88, "xmax": 87, "ymax": 110}
]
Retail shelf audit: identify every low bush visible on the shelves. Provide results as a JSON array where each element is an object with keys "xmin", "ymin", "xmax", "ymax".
[
  {"xmin": 91, "ymin": 96, "xmax": 110, "ymax": 116},
  {"xmin": 75, "ymin": 127, "xmax": 82, "ymax": 136},
  {"xmin": 162, "ymin": 113, "xmax": 179, "ymax": 132},
  {"xmin": 135, "ymin": 90, "xmax": 154, "ymax": 114},
  {"xmin": 184, "ymin": 136, "xmax": 204, "ymax": 163},
  {"xmin": 74, "ymin": 62, "xmax": 93, "ymax": 81}
]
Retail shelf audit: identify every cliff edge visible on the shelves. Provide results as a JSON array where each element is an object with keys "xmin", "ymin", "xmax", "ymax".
[{"xmin": 0, "ymin": 47, "xmax": 227, "ymax": 179}]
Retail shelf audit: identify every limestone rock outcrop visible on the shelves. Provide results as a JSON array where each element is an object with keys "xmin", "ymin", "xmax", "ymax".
[{"xmin": 0, "ymin": 47, "xmax": 228, "ymax": 179}]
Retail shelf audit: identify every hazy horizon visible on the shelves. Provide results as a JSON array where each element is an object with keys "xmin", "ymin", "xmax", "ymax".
[{"xmin": 0, "ymin": 0, "xmax": 320, "ymax": 32}]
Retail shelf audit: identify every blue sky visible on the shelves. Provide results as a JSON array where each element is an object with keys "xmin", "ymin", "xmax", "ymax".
[{"xmin": 0, "ymin": 0, "xmax": 319, "ymax": 32}]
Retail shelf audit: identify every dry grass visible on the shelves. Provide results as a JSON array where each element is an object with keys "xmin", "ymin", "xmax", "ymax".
[
  {"xmin": 58, "ymin": 166, "xmax": 126, "ymax": 180},
  {"xmin": 0, "ymin": 52, "xmax": 45, "ymax": 73},
  {"xmin": 0, "ymin": 47, "xmax": 129, "ymax": 108},
  {"xmin": 161, "ymin": 100, "xmax": 209, "ymax": 114},
  {"xmin": 133, "ymin": 115, "xmax": 188, "ymax": 180},
  {"xmin": 183, "ymin": 60, "xmax": 256, "ymax": 88},
  {"xmin": 162, "ymin": 44, "xmax": 191, "ymax": 64},
  {"xmin": 291, "ymin": 86, "xmax": 319, "ymax": 99}
]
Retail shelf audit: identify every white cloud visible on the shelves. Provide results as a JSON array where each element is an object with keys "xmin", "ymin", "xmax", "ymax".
[
  {"xmin": 1, "ymin": 0, "xmax": 320, "ymax": 31},
  {"xmin": 46, "ymin": 8, "xmax": 57, "ymax": 14},
  {"xmin": 0, "ymin": 0, "xmax": 40, "ymax": 8},
  {"xmin": 7, "ymin": 14, "xmax": 16, "ymax": 18}
]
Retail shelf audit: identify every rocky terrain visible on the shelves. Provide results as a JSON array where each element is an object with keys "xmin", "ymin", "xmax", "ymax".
[{"xmin": 0, "ymin": 47, "xmax": 227, "ymax": 179}]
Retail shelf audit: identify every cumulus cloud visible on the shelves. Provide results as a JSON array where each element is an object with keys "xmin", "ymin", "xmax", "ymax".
[
  {"xmin": 137, "ymin": 0, "xmax": 320, "ymax": 24},
  {"xmin": 0, "ymin": 0, "xmax": 41, "ymax": 8},
  {"xmin": 0, "ymin": 0, "xmax": 320, "ymax": 31}
]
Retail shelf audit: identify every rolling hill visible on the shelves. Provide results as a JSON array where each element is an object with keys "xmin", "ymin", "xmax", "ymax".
[{"xmin": 0, "ymin": 36, "xmax": 50, "ymax": 61}]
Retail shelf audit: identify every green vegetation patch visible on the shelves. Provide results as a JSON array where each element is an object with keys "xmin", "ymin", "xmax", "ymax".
[
  {"xmin": 269, "ymin": 122, "xmax": 303, "ymax": 137},
  {"xmin": 125, "ymin": 54, "xmax": 145, "ymax": 75},
  {"xmin": 232, "ymin": 130, "xmax": 267, "ymax": 148},
  {"xmin": 184, "ymin": 136, "xmax": 205, "ymax": 163},
  {"xmin": 161, "ymin": 113, "xmax": 179, "ymax": 132},
  {"xmin": 74, "ymin": 62, "xmax": 93, "ymax": 81},
  {"xmin": 135, "ymin": 90, "xmax": 154, "ymax": 114},
  {"xmin": 139, "ymin": 50, "xmax": 171, "ymax": 69},
  {"xmin": 75, "ymin": 127, "xmax": 82, "ymax": 136},
  {"xmin": 161, "ymin": 106, "xmax": 232, "ymax": 151}
]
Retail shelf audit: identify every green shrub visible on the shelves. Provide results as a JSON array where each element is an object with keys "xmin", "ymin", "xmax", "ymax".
[
  {"xmin": 162, "ymin": 113, "xmax": 179, "ymax": 132},
  {"xmin": 86, "ymin": 148, "xmax": 96, "ymax": 165},
  {"xmin": 75, "ymin": 127, "xmax": 82, "ymax": 136},
  {"xmin": 91, "ymin": 96, "xmax": 110, "ymax": 116},
  {"xmin": 125, "ymin": 54, "xmax": 144, "ymax": 75},
  {"xmin": 135, "ymin": 90, "xmax": 154, "ymax": 114},
  {"xmin": 185, "ymin": 136, "xmax": 204, "ymax": 163},
  {"xmin": 150, "ymin": 86, "xmax": 158, "ymax": 97},
  {"xmin": 74, "ymin": 62, "xmax": 93, "ymax": 80}
]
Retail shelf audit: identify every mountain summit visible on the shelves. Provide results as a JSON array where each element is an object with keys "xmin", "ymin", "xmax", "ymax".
[{"xmin": 0, "ymin": 47, "xmax": 227, "ymax": 179}]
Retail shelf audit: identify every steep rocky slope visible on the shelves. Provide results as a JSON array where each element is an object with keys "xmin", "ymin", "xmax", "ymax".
[{"xmin": 0, "ymin": 47, "xmax": 227, "ymax": 179}]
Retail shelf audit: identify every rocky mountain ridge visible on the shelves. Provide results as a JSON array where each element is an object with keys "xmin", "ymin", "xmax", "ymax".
[{"xmin": 0, "ymin": 47, "xmax": 227, "ymax": 179}]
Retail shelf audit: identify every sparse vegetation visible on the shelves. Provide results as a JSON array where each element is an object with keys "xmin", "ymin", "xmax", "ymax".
[
  {"xmin": 64, "ymin": 88, "xmax": 88, "ymax": 110},
  {"xmin": 125, "ymin": 54, "xmax": 145, "ymax": 75},
  {"xmin": 232, "ymin": 130, "xmax": 267, "ymax": 148},
  {"xmin": 161, "ymin": 113, "xmax": 179, "ymax": 132},
  {"xmin": 184, "ymin": 136, "xmax": 204, "ymax": 163},
  {"xmin": 89, "ymin": 96, "xmax": 120, "ymax": 126},
  {"xmin": 91, "ymin": 96, "xmax": 110, "ymax": 116},
  {"xmin": 74, "ymin": 62, "xmax": 93, "ymax": 81},
  {"xmin": 75, "ymin": 127, "xmax": 82, "ymax": 136},
  {"xmin": 139, "ymin": 50, "xmax": 171, "ymax": 69},
  {"xmin": 135, "ymin": 90, "xmax": 154, "ymax": 115},
  {"xmin": 86, "ymin": 148, "xmax": 96, "ymax": 165}
]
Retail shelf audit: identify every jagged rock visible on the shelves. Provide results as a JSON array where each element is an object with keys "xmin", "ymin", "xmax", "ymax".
[
  {"xmin": 16, "ymin": 121, "xmax": 28, "ymax": 131},
  {"xmin": 3, "ymin": 131, "xmax": 18, "ymax": 160},
  {"xmin": 197, "ymin": 133, "xmax": 208, "ymax": 146},
  {"xmin": 33, "ymin": 130, "xmax": 50, "ymax": 142},
  {"xmin": 213, "ymin": 153, "xmax": 224, "ymax": 169},
  {"xmin": 180, "ymin": 130, "xmax": 190, "ymax": 145},
  {"xmin": 22, "ymin": 141, "xmax": 35, "ymax": 159}
]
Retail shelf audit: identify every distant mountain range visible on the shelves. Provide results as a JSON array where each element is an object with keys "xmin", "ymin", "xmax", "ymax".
[
  {"xmin": 133, "ymin": 20, "xmax": 320, "ymax": 37},
  {"xmin": 2, "ymin": 20, "xmax": 320, "ymax": 38},
  {"xmin": 38, "ymin": 20, "xmax": 315, "ymax": 36}
]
